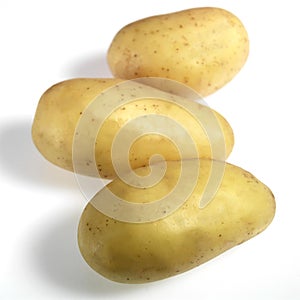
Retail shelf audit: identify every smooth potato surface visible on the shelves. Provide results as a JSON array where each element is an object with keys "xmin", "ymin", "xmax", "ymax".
[
  {"xmin": 32, "ymin": 78, "xmax": 234, "ymax": 178},
  {"xmin": 78, "ymin": 159, "xmax": 275, "ymax": 283},
  {"xmin": 107, "ymin": 7, "xmax": 249, "ymax": 96},
  {"xmin": 31, "ymin": 78, "xmax": 122, "ymax": 177}
]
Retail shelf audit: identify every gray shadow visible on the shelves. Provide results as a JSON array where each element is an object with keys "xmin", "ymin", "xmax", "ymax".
[
  {"xmin": 0, "ymin": 118, "xmax": 77, "ymax": 190},
  {"xmin": 29, "ymin": 209, "xmax": 146, "ymax": 296},
  {"xmin": 63, "ymin": 51, "xmax": 113, "ymax": 78}
]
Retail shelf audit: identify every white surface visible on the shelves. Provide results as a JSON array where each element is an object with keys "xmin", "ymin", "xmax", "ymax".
[{"xmin": 1, "ymin": 1, "xmax": 299, "ymax": 299}]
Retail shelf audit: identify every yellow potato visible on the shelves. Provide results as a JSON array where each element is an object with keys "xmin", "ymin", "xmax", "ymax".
[
  {"xmin": 78, "ymin": 159, "xmax": 275, "ymax": 283},
  {"xmin": 32, "ymin": 78, "xmax": 234, "ymax": 178},
  {"xmin": 107, "ymin": 7, "xmax": 249, "ymax": 96}
]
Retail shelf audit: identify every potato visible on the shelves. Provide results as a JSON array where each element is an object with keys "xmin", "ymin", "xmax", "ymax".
[
  {"xmin": 32, "ymin": 78, "xmax": 234, "ymax": 178},
  {"xmin": 107, "ymin": 7, "xmax": 249, "ymax": 96},
  {"xmin": 77, "ymin": 159, "xmax": 275, "ymax": 283}
]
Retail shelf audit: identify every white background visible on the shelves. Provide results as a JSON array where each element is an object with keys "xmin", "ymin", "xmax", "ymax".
[{"xmin": 1, "ymin": 0, "xmax": 299, "ymax": 299}]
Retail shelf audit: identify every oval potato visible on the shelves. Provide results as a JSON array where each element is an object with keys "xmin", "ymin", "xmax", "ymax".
[
  {"xmin": 107, "ymin": 7, "xmax": 249, "ymax": 96},
  {"xmin": 31, "ymin": 78, "xmax": 234, "ymax": 178},
  {"xmin": 78, "ymin": 159, "xmax": 275, "ymax": 283}
]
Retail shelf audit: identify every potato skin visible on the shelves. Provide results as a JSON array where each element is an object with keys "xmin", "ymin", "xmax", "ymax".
[
  {"xmin": 31, "ymin": 78, "xmax": 234, "ymax": 178},
  {"xmin": 31, "ymin": 78, "xmax": 123, "ymax": 177},
  {"xmin": 78, "ymin": 159, "xmax": 275, "ymax": 283},
  {"xmin": 107, "ymin": 7, "xmax": 249, "ymax": 96}
]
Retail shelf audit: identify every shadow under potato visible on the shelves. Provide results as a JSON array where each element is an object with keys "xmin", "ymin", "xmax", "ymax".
[
  {"xmin": 29, "ymin": 210, "xmax": 144, "ymax": 296},
  {"xmin": 62, "ymin": 52, "xmax": 113, "ymax": 79},
  {"xmin": 0, "ymin": 119, "xmax": 77, "ymax": 190}
]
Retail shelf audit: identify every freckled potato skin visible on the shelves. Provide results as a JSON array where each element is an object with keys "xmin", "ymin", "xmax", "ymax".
[
  {"xmin": 78, "ymin": 159, "xmax": 275, "ymax": 283},
  {"xmin": 31, "ymin": 78, "xmax": 234, "ymax": 178},
  {"xmin": 107, "ymin": 7, "xmax": 249, "ymax": 96},
  {"xmin": 31, "ymin": 78, "xmax": 123, "ymax": 177}
]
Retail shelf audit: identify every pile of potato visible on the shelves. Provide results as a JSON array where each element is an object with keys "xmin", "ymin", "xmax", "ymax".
[{"xmin": 32, "ymin": 7, "xmax": 275, "ymax": 284}]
